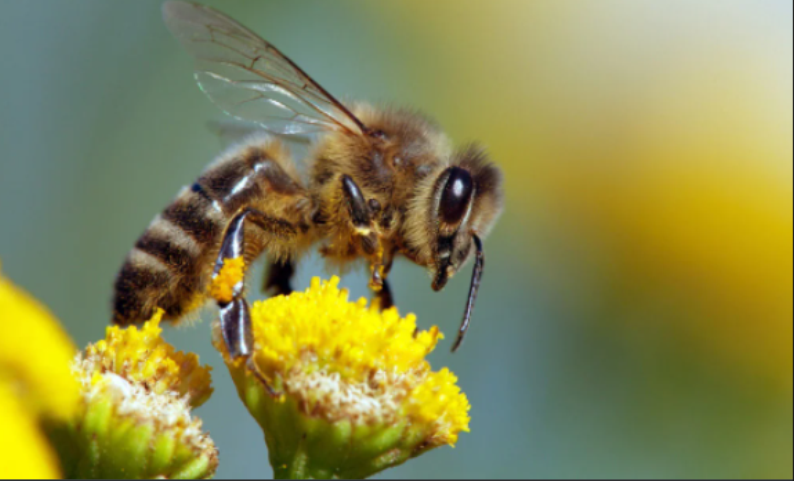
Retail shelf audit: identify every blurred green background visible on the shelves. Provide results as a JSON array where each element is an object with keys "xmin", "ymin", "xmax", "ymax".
[{"xmin": 1, "ymin": 1, "xmax": 791, "ymax": 478}]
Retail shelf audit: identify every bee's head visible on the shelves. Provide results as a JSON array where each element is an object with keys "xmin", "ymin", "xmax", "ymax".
[{"xmin": 403, "ymin": 144, "xmax": 503, "ymax": 290}]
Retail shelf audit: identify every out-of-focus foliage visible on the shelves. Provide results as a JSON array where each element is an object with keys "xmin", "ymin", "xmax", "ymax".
[{"xmin": 0, "ymin": 1, "xmax": 790, "ymax": 478}]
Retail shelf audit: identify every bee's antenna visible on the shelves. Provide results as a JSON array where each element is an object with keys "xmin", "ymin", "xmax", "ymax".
[{"xmin": 451, "ymin": 234, "xmax": 484, "ymax": 352}]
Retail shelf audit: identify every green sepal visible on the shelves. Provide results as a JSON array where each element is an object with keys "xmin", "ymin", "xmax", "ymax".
[
  {"xmin": 226, "ymin": 360, "xmax": 442, "ymax": 479},
  {"xmin": 44, "ymin": 389, "xmax": 218, "ymax": 479}
]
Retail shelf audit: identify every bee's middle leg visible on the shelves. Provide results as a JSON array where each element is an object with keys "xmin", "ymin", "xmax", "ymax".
[
  {"xmin": 375, "ymin": 278, "xmax": 394, "ymax": 309},
  {"xmin": 263, "ymin": 259, "xmax": 295, "ymax": 297}
]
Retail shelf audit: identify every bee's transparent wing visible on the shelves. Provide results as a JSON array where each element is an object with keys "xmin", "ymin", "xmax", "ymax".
[
  {"xmin": 162, "ymin": 1, "xmax": 365, "ymax": 136},
  {"xmin": 206, "ymin": 119, "xmax": 312, "ymax": 147}
]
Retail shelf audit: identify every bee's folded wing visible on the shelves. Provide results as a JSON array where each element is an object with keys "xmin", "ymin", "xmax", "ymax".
[{"xmin": 162, "ymin": 0, "xmax": 366, "ymax": 137}]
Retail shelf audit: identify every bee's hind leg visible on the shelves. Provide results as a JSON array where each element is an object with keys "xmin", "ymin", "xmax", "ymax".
[
  {"xmin": 217, "ymin": 299, "xmax": 280, "ymax": 397},
  {"xmin": 213, "ymin": 207, "xmax": 297, "ymax": 396}
]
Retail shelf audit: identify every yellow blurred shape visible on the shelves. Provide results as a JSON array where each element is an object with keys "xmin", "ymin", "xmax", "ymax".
[
  {"xmin": 0, "ymin": 265, "xmax": 80, "ymax": 420},
  {"xmin": 0, "ymin": 265, "xmax": 82, "ymax": 478},
  {"xmin": 385, "ymin": 0, "xmax": 792, "ymax": 390},
  {"xmin": 0, "ymin": 383, "xmax": 61, "ymax": 479}
]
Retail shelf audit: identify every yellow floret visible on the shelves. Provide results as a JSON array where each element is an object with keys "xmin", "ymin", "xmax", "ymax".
[
  {"xmin": 84, "ymin": 309, "xmax": 213, "ymax": 407},
  {"xmin": 241, "ymin": 276, "xmax": 470, "ymax": 446},
  {"xmin": 252, "ymin": 276, "xmax": 441, "ymax": 379},
  {"xmin": 209, "ymin": 256, "xmax": 246, "ymax": 304},
  {"xmin": 404, "ymin": 368, "xmax": 471, "ymax": 445}
]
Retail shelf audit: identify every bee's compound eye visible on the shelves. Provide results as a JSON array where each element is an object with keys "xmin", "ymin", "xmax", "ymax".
[{"xmin": 439, "ymin": 167, "xmax": 473, "ymax": 224}]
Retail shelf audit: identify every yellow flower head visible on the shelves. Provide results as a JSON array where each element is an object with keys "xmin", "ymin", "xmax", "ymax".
[
  {"xmin": 53, "ymin": 312, "xmax": 218, "ymax": 479},
  {"xmin": 251, "ymin": 276, "xmax": 468, "ymax": 443},
  {"xmin": 82, "ymin": 310, "xmax": 213, "ymax": 408},
  {"xmin": 216, "ymin": 275, "xmax": 470, "ymax": 478}
]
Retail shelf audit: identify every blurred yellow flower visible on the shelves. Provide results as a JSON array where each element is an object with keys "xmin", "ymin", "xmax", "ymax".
[
  {"xmin": 215, "ymin": 275, "xmax": 470, "ymax": 479},
  {"xmin": 0, "ymin": 265, "xmax": 81, "ymax": 419},
  {"xmin": 0, "ymin": 264, "xmax": 81, "ymax": 478},
  {"xmin": 0, "ymin": 383, "xmax": 61, "ymax": 479}
]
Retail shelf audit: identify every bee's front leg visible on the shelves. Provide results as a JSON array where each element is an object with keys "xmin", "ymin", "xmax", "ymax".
[
  {"xmin": 374, "ymin": 278, "xmax": 394, "ymax": 310},
  {"xmin": 341, "ymin": 174, "xmax": 372, "ymax": 235},
  {"xmin": 369, "ymin": 247, "xmax": 397, "ymax": 311},
  {"xmin": 340, "ymin": 175, "xmax": 387, "ymax": 289},
  {"xmin": 339, "ymin": 175, "xmax": 398, "ymax": 310}
]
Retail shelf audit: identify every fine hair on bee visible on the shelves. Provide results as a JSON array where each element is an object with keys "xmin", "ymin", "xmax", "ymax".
[{"xmin": 112, "ymin": 1, "xmax": 504, "ymax": 367}]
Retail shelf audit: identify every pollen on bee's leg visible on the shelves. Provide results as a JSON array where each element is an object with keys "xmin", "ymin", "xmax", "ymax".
[{"xmin": 209, "ymin": 256, "xmax": 246, "ymax": 303}]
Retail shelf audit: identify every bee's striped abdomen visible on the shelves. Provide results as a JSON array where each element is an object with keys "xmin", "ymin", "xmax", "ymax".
[
  {"xmin": 112, "ymin": 182, "xmax": 227, "ymax": 325},
  {"xmin": 112, "ymin": 140, "xmax": 308, "ymax": 326}
]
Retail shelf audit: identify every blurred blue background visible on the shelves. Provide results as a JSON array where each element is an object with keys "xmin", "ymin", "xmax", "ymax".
[{"xmin": 1, "ymin": 1, "xmax": 791, "ymax": 478}]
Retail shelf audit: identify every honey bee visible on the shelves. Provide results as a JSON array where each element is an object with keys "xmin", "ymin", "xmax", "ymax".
[{"xmin": 112, "ymin": 1, "xmax": 503, "ymax": 361}]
